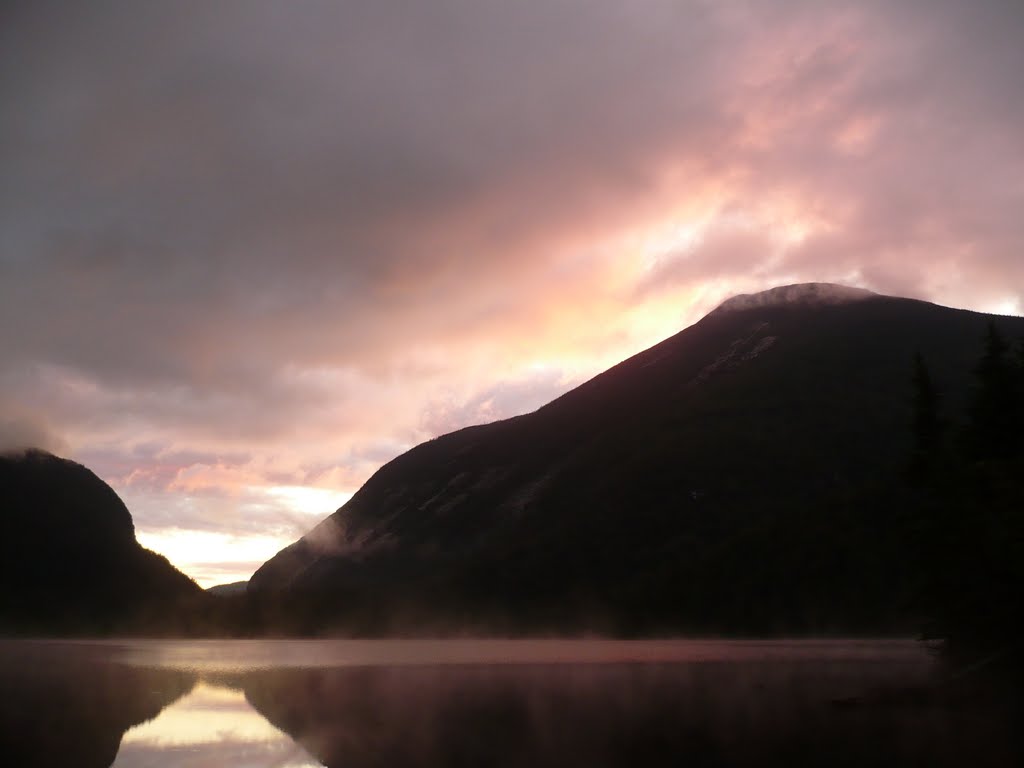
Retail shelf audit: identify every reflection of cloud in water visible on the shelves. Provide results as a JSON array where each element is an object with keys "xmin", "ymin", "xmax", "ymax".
[{"xmin": 113, "ymin": 681, "xmax": 321, "ymax": 767}]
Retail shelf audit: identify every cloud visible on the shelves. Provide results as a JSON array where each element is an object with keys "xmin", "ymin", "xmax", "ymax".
[
  {"xmin": 1, "ymin": 0, "xmax": 1022, "ymax": 582},
  {"xmin": 419, "ymin": 367, "xmax": 576, "ymax": 437},
  {"xmin": 636, "ymin": 218, "xmax": 782, "ymax": 298},
  {"xmin": 0, "ymin": 408, "xmax": 68, "ymax": 455}
]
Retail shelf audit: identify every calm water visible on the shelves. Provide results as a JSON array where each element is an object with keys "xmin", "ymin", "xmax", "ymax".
[{"xmin": 0, "ymin": 638, "xmax": 1018, "ymax": 767}]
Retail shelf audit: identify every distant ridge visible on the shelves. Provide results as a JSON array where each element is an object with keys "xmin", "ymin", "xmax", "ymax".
[{"xmin": 206, "ymin": 581, "xmax": 248, "ymax": 597}]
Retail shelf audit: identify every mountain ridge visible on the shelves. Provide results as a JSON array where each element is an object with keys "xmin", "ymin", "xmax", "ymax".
[{"xmin": 247, "ymin": 283, "xmax": 1024, "ymax": 634}]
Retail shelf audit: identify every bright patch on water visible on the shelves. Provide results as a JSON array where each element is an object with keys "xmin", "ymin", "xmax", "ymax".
[{"xmin": 114, "ymin": 681, "xmax": 321, "ymax": 767}]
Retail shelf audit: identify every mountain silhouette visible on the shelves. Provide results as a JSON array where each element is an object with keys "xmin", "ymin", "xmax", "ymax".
[
  {"xmin": 0, "ymin": 449, "xmax": 203, "ymax": 634},
  {"xmin": 248, "ymin": 283, "xmax": 1024, "ymax": 635}
]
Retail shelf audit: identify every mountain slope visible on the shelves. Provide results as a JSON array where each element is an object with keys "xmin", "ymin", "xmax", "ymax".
[
  {"xmin": 0, "ymin": 449, "xmax": 203, "ymax": 634},
  {"xmin": 250, "ymin": 284, "xmax": 1024, "ymax": 634}
]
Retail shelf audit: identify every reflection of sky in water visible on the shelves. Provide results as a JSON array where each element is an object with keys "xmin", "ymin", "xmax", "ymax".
[
  {"xmin": 2, "ymin": 639, "xmax": 1014, "ymax": 767},
  {"xmin": 112, "ymin": 681, "xmax": 322, "ymax": 767},
  {"xmin": 112, "ymin": 637, "xmax": 930, "ymax": 673}
]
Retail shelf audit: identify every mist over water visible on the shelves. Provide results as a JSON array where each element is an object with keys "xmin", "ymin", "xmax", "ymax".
[{"xmin": 0, "ymin": 638, "xmax": 1019, "ymax": 767}]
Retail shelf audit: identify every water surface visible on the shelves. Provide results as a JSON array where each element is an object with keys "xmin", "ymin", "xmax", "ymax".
[{"xmin": 0, "ymin": 638, "xmax": 1017, "ymax": 767}]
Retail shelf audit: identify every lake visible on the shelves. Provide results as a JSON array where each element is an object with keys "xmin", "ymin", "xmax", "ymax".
[{"xmin": 0, "ymin": 638, "xmax": 1018, "ymax": 767}]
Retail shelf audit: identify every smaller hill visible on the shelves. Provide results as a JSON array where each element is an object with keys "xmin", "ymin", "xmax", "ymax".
[
  {"xmin": 206, "ymin": 581, "xmax": 248, "ymax": 598},
  {"xmin": 0, "ymin": 449, "xmax": 203, "ymax": 635}
]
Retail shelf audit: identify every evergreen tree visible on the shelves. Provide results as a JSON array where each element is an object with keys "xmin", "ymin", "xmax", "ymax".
[
  {"xmin": 964, "ymin": 322, "xmax": 1020, "ymax": 459},
  {"xmin": 911, "ymin": 352, "xmax": 940, "ymax": 457},
  {"xmin": 913, "ymin": 323, "xmax": 1024, "ymax": 664}
]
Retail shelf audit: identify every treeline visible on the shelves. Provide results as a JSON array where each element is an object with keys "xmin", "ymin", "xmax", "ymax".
[{"xmin": 909, "ymin": 322, "xmax": 1024, "ymax": 664}]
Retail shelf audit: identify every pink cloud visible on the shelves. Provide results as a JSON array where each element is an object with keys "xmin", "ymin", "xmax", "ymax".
[{"xmin": 2, "ymin": 0, "xmax": 1022, "ymax": 582}]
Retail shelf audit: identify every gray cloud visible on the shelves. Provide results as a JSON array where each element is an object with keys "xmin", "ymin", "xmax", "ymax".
[
  {"xmin": 5, "ymin": 1, "xmax": 1020, "ymax": 381},
  {"xmin": 0, "ymin": 409, "xmax": 68, "ymax": 455},
  {"xmin": 2, "ymin": 1, "xmax": 1023, "ymax": 575},
  {"xmin": 637, "ymin": 222, "xmax": 778, "ymax": 297},
  {"xmin": 419, "ymin": 367, "xmax": 574, "ymax": 437}
]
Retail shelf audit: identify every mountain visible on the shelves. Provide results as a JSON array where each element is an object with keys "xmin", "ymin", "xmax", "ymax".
[
  {"xmin": 206, "ymin": 580, "xmax": 248, "ymax": 597},
  {"xmin": 249, "ymin": 284, "xmax": 1024, "ymax": 635},
  {"xmin": 0, "ymin": 449, "xmax": 203, "ymax": 634}
]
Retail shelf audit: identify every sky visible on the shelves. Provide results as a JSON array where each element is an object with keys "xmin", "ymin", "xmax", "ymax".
[{"xmin": 1, "ymin": 0, "xmax": 1022, "ymax": 587}]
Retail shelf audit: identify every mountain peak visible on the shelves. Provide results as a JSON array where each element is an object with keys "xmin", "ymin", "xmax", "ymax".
[
  {"xmin": 713, "ymin": 283, "xmax": 878, "ymax": 313},
  {"xmin": 250, "ymin": 288, "xmax": 1024, "ymax": 635}
]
